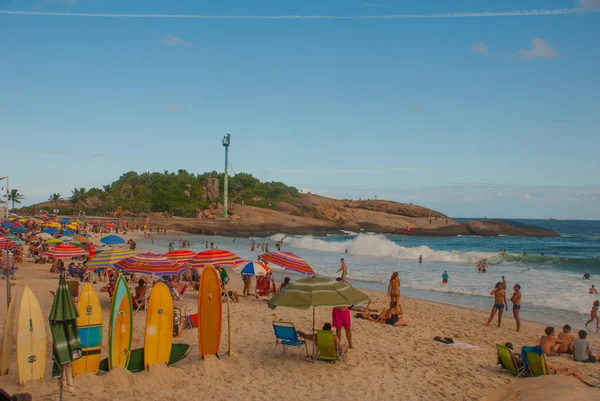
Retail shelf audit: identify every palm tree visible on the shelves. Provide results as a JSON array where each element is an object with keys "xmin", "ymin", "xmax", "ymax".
[
  {"xmin": 8, "ymin": 189, "xmax": 24, "ymax": 210},
  {"xmin": 48, "ymin": 193, "xmax": 63, "ymax": 209}
]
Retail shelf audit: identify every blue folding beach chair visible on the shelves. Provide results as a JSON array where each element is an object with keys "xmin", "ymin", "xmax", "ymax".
[{"xmin": 273, "ymin": 321, "xmax": 308, "ymax": 359}]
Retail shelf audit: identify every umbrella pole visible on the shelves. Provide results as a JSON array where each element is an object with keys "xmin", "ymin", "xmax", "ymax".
[
  {"xmin": 312, "ymin": 306, "xmax": 316, "ymax": 362},
  {"xmin": 227, "ymin": 284, "xmax": 233, "ymax": 356}
]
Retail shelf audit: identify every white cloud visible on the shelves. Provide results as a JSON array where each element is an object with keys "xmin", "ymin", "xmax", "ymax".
[
  {"xmin": 578, "ymin": 0, "xmax": 600, "ymax": 11},
  {"xmin": 410, "ymin": 105, "xmax": 424, "ymax": 113},
  {"xmin": 161, "ymin": 35, "xmax": 192, "ymax": 47},
  {"xmin": 470, "ymin": 42, "xmax": 488, "ymax": 56},
  {"xmin": 518, "ymin": 39, "xmax": 558, "ymax": 59},
  {"xmin": 3, "ymin": 8, "xmax": 599, "ymax": 19},
  {"xmin": 165, "ymin": 104, "xmax": 180, "ymax": 111},
  {"xmin": 271, "ymin": 168, "xmax": 417, "ymax": 174}
]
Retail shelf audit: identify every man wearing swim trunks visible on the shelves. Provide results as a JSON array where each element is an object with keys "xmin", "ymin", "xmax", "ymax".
[
  {"xmin": 485, "ymin": 282, "xmax": 508, "ymax": 327},
  {"xmin": 332, "ymin": 306, "xmax": 353, "ymax": 349},
  {"xmin": 511, "ymin": 283, "xmax": 522, "ymax": 332},
  {"xmin": 337, "ymin": 258, "xmax": 350, "ymax": 285}
]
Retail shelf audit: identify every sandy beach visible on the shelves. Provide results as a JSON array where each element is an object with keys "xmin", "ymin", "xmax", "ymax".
[{"xmin": 0, "ymin": 232, "xmax": 599, "ymax": 401}]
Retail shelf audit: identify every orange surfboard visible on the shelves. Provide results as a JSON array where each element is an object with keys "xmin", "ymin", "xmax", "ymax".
[{"xmin": 198, "ymin": 263, "xmax": 222, "ymax": 358}]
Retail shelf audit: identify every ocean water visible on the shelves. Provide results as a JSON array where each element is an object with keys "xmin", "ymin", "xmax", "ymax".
[{"xmin": 139, "ymin": 219, "xmax": 600, "ymax": 329}]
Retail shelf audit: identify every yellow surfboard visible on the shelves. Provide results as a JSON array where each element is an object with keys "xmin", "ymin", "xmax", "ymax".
[
  {"xmin": 198, "ymin": 263, "xmax": 222, "ymax": 358},
  {"xmin": 144, "ymin": 282, "xmax": 173, "ymax": 369},
  {"xmin": 72, "ymin": 283, "xmax": 103, "ymax": 376},
  {"xmin": 1, "ymin": 295, "xmax": 17, "ymax": 376},
  {"xmin": 17, "ymin": 287, "xmax": 47, "ymax": 385}
]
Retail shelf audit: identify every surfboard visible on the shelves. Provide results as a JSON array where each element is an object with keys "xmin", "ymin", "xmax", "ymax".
[
  {"xmin": 1, "ymin": 295, "xmax": 17, "ymax": 376},
  {"xmin": 198, "ymin": 263, "xmax": 222, "ymax": 358},
  {"xmin": 16, "ymin": 287, "xmax": 46, "ymax": 385},
  {"xmin": 144, "ymin": 282, "xmax": 173, "ymax": 369},
  {"xmin": 72, "ymin": 283, "xmax": 103, "ymax": 376},
  {"xmin": 108, "ymin": 274, "xmax": 133, "ymax": 370},
  {"xmin": 98, "ymin": 344, "xmax": 191, "ymax": 373}
]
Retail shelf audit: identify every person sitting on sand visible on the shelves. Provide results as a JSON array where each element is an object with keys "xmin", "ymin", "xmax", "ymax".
[
  {"xmin": 221, "ymin": 285, "xmax": 239, "ymax": 303},
  {"xmin": 572, "ymin": 330, "xmax": 599, "ymax": 363},
  {"xmin": 590, "ymin": 285, "xmax": 598, "ymax": 295},
  {"xmin": 557, "ymin": 324, "xmax": 575, "ymax": 354},
  {"xmin": 379, "ymin": 301, "xmax": 412, "ymax": 327},
  {"xmin": 585, "ymin": 300, "xmax": 599, "ymax": 329},
  {"xmin": 540, "ymin": 326, "xmax": 568, "ymax": 356},
  {"xmin": 133, "ymin": 279, "xmax": 147, "ymax": 306},
  {"xmin": 280, "ymin": 277, "xmax": 291, "ymax": 291},
  {"xmin": 297, "ymin": 323, "xmax": 348, "ymax": 355},
  {"xmin": 485, "ymin": 282, "xmax": 508, "ymax": 327}
]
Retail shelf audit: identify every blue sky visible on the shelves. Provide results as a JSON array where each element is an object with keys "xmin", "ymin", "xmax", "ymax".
[{"xmin": 1, "ymin": 0, "xmax": 599, "ymax": 219}]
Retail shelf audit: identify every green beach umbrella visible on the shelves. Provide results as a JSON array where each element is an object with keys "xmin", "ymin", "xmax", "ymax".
[
  {"xmin": 267, "ymin": 276, "xmax": 369, "ymax": 359},
  {"xmin": 49, "ymin": 275, "xmax": 82, "ymax": 389}
]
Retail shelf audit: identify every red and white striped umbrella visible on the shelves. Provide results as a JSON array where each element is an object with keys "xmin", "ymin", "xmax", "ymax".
[
  {"xmin": 189, "ymin": 249, "xmax": 244, "ymax": 270},
  {"xmin": 260, "ymin": 251, "xmax": 315, "ymax": 275},
  {"xmin": 113, "ymin": 252, "xmax": 187, "ymax": 276},
  {"xmin": 43, "ymin": 244, "xmax": 89, "ymax": 259},
  {"xmin": 164, "ymin": 249, "xmax": 196, "ymax": 265}
]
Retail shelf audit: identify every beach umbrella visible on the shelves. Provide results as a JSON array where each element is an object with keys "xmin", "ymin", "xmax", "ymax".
[
  {"xmin": 9, "ymin": 226, "xmax": 27, "ymax": 234},
  {"xmin": 36, "ymin": 232, "xmax": 54, "ymax": 240},
  {"xmin": 59, "ymin": 218, "xmax": 71, "ymax": 225},
  {"xmin": 79, "ymin": 233, "xmax": 91, "ymax": 238},
  {"xmin": 70, "ymin": 242, "xmax": 87, "ymax": 250},
  {"xmin": 0, "ymin": 222, "xmax": 12, "ymax": 229},
  {"xmin": 45, "ymin": 238, "xmax": 63, "ymax": 245},
  {"xmin": 88, "ymin": 220, "xmax": 100, "ymax": 225},
  {"xmin": 44, "ymin": 244, "xmax": 88, "ymax": 259},
  {"xmin": 189, "ymin": 249, "xmax": 245, "ymax": 270},
  {"xmin": 103, "ymin": 223, "xmax": 116, "ymax": 229},
  {"xmin": 0, "ymin": 237, "xmax": 18, "ymax": 249},
  {"xmin": 49, "ymin": 274, "xmax": 82, "ymax": 392},
  {"xmin": 42, "ymin": 228, "xmax": 60, "ymax": 235},
  {"xmin": 267, "ymin": 276, "xmax": 369, "ymax": 359},
  {"xmin": 113, "ymin": 252, "xmax": 186, "ymax": 276},
  {"xmin": 74, "ymin": 236, "xmax": 90, "ymax": 242},
  {"xmin": 67, "ymin": 224, "xmax": 78, "ymax": 230},
  {"xmin": 59, "ymin": 236, "xmax": 73, "ymax": 242},
  {"xmin": 85, "ymin": 248, "xmax": 137, "ymax": 270},
  {"xmin": 47, "ymin": 222, "xmax": 62, "ymax": 229},
  {"xmin": 164, "ymin": 249, "xmax": 196, "ymax": 265},
  {"xmin": 233, "ymin": 261, "xmax": 270, "ymax": 277},
  {"xmin": 100, "ymin": 235, "xmax": 125, "ymax": 245},
  {"xmin": 62, "ymin": 229, "xmax": 74, "ymax": 237},
  {"xmin": 261, "ymin": 252, "xmax": 315, "ymax": 275}
]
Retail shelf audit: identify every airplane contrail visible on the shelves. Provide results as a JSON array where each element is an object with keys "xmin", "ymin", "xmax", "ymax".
[{"xmin": 0, "ymin": 8, "xmax": 596, "ymax": 20}]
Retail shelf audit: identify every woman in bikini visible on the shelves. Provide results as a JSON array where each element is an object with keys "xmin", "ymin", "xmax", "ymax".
[
  {"xmin": 388, "ymin": 272, "xmax": 401, "ymax": 304},
  {"xmin": 485, "ymin": 282, "xmax": 508, "ymax": 327}
]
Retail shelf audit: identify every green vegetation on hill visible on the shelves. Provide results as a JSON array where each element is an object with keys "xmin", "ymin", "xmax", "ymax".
[{"xmin": 62, "ymin": 170, "xmax": 299, "ymax": 217}]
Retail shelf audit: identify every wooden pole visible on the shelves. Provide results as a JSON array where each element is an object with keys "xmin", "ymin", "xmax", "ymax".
[{"xmin": 226, "ymin": 284, "xmax": 232, "ymax": 356}]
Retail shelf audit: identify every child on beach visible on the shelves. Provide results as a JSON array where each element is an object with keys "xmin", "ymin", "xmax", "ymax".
[
  {"xmin": 585, "ymin": 300, "xmax": 599, "ymax": 330},
  {"xmin": 485, "ymin": 282, "xmax": 508, "ymax": 327}
]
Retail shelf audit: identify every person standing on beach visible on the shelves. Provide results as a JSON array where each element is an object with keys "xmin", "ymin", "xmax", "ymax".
[
  {"xmin": 442, "ymin": 271, "xmax": 449, "ymax": 284},
  {"xmin": 418, "ymin": 255, "xmax": 423, "ymax": 264},
  {"xmin": 501, "ymin": 276, "xmax": 507, "ymax": 289},
  {"xmin": 337, "ymin": 258, "xmax": 350, "ymax": 285},
  {"xmin": 388, "ymin": 272, "xmax": 400, "ymax": 304},
  {"xmin": 511, "ymin": 284, "xmax": 522, "ymax": 332},
  {"xmin": 485, "ymin": 282, "xmax": 508, "ymax": 327},
  {"xmin": 332, "ymin": 306, "xmax": 353, "ymax": 349},
  {"xmin": 585, "ymin": 300, "xmax": 599, "ymax": 330}
]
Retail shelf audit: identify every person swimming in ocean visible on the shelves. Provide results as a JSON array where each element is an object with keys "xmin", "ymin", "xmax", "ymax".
[
  {"xmin": 584, "ymin": 272, "xmax": 591, "ymax": 280},
  {"xmin": 485, "ymin": 282, "xmax": 508, "ymax": 328},
  {"xmin": 442, "ymin": 271, "xmax": 449, "ymax": 284},
  {"xmin": 590, "ymin": 285, "xmax": 599, "ymax": 295},
  {"xmin": 418, "ymin": 255, "xmax": 423, "ymax": 264}
]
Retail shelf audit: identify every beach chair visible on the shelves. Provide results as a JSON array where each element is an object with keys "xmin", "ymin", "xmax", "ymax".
[
  {"xmin": 496, "ymin": 344, "xmax": 527, "ymax": 377},
  {"xmin": 172, "ymin": 283, "xmax": 188, "ymax": 303},
  {"xmin": 272, "ymin": 322, "xmax": 308, "ymax": 358},
  {"xmin": 521, "ymin": 346, "xmax": 551, "ymax": 377},
  {"xmin": 316, "ymin": 330, "xmax": 342, "ymax": 363}
]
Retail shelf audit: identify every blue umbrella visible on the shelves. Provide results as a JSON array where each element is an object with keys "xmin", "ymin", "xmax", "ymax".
[
  {"xmin": 42, "ymin": 228, "xmax": 60, "ymax": 235},
  {"xmin": 100, "ymin": 235, "xmax": 125, "ymax": 245},
  {"xmin": 1, "ymin": 222, "xmax": 12, "ymax": 228},
  {"xmin": 9, "ymin": 226, "xmax": 28, "ymax": 234},
  {"xmin": 62, "ymin": 229, "xmax": 74, "ymax": 237},
  {"xmin": 59, "ymin": 218, "xmax": 71, "ymax": 225}
]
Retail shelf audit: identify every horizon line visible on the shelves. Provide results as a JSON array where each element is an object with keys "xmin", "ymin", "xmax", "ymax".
[{"xmin": 0, "ymin": 8, "xmax": 598, "ymax": 20}]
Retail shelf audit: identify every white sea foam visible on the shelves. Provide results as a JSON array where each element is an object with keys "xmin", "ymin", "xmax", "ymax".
[{"xmin": 282, "ymin": 234, "xmax": 497, "ymax": 264}]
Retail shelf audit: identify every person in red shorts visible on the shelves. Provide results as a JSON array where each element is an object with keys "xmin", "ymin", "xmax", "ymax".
[{"xmin": 332, "ymin": 306, "xmax": 353, "ymax": 349}]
